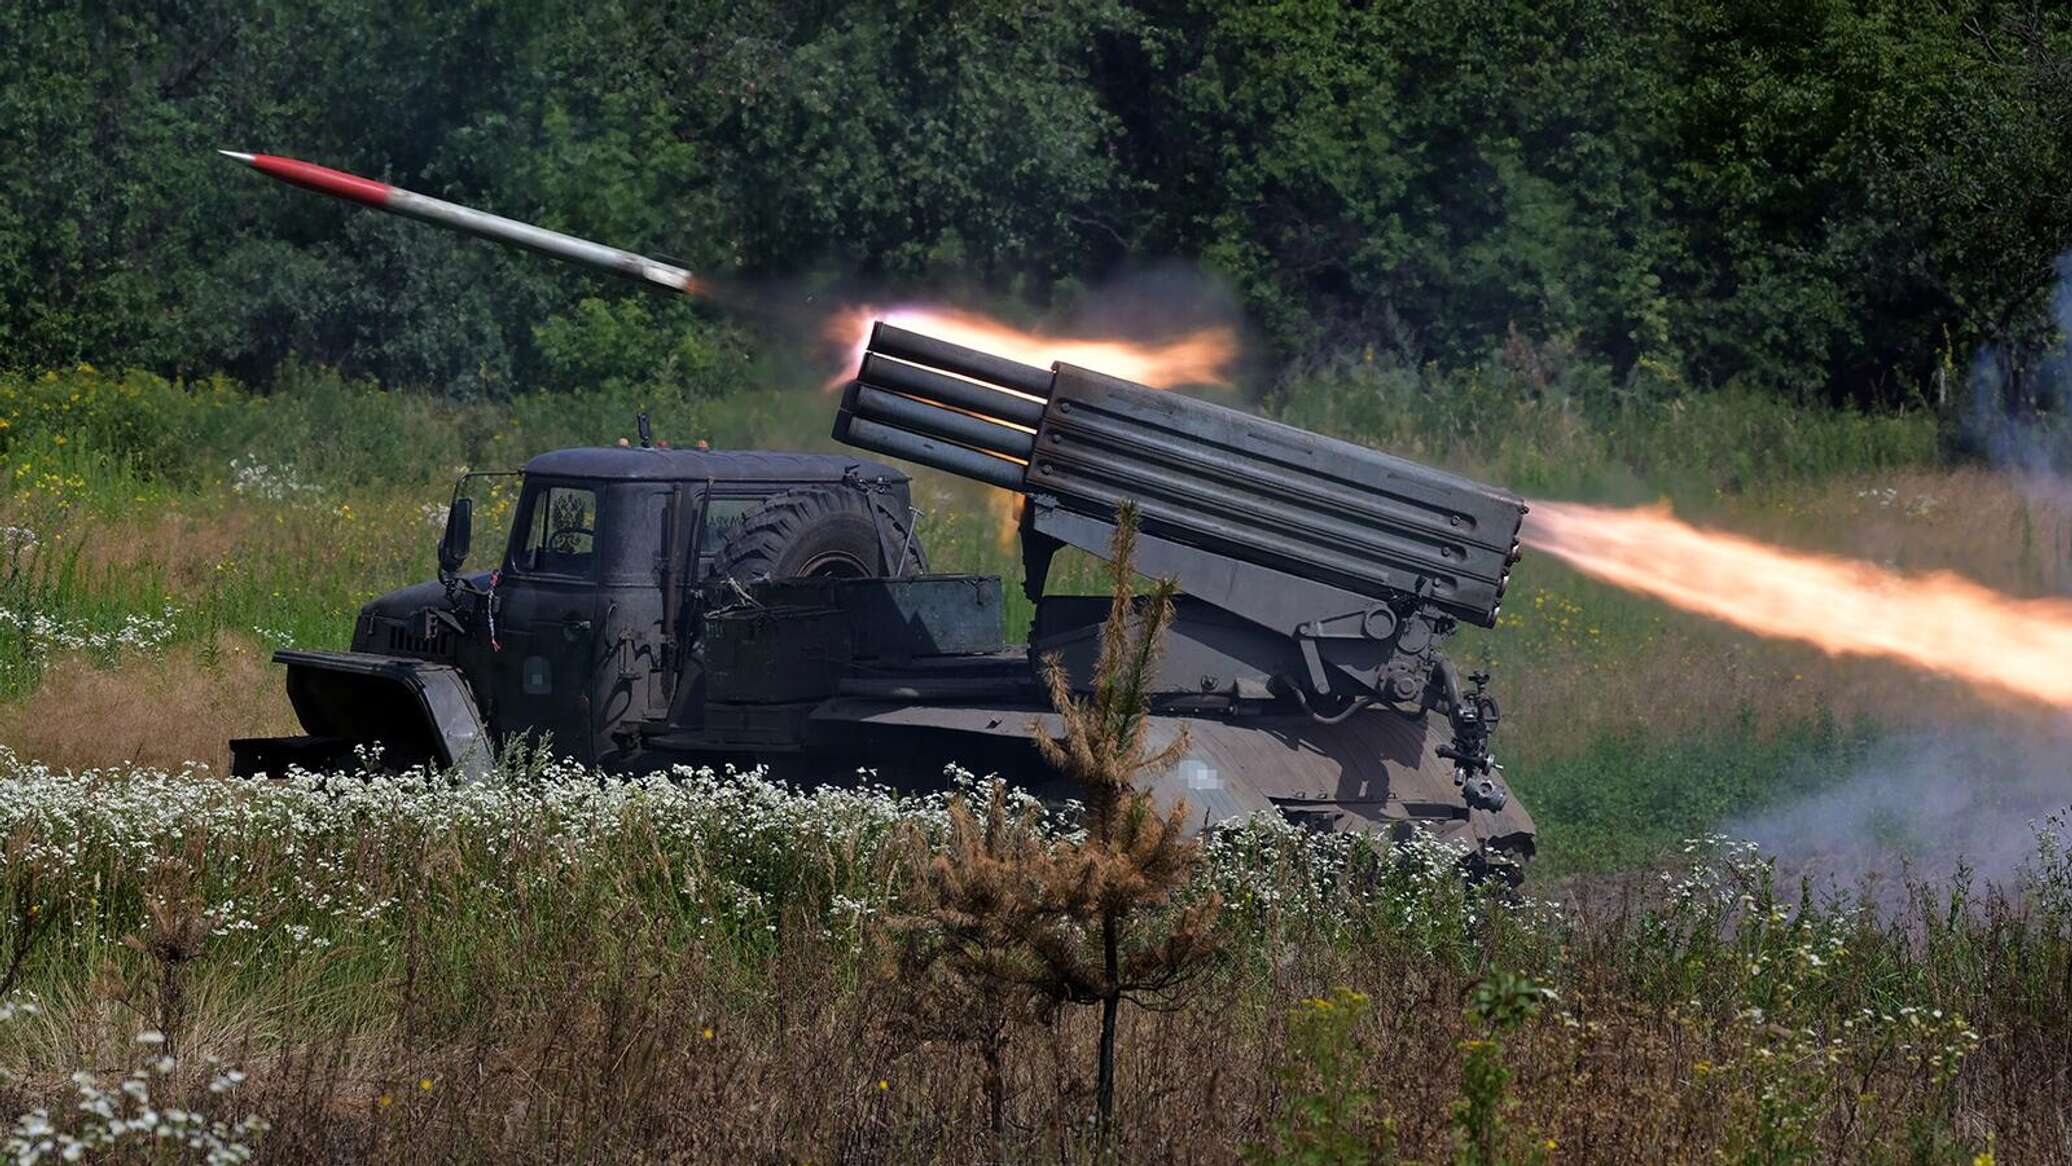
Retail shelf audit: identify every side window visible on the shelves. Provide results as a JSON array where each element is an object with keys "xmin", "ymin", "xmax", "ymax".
[
  {"xmin": 699, "ymin": 497, "xmax": 761, "ymax": 562},
  {"xmin": 518, "ymin": 485, "xmax": 599, "ymax": 575}
]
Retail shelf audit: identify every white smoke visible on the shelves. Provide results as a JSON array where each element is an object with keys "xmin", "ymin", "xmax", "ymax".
[
  {"xmin": 1962, "ymin": 251, "xmax": 2072, "ymax": 481},
  {"xmin": 1729, "ymin": 723, "xmax": 2072, "ymax": 890}
]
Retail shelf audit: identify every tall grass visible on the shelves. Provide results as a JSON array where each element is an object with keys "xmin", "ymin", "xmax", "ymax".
[{"xmin": 3, "ymin": 750, "xmax": 2063, "ymax": 1161}]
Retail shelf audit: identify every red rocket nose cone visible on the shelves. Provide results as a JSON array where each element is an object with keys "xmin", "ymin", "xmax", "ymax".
[{"xmin": 218, "ymin": 150, "xmax": 394, "ymax": 208}]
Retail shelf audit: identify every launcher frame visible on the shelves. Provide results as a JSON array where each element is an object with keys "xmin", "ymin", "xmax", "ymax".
[{"xmin": 834, "ymin": 323, "xmax": 1528, "ymax": 801}]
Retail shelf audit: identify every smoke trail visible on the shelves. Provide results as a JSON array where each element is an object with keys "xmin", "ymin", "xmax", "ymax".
[
  {"xmin": 1962, "ymin": 251, "xmax": 2072, "ymax": 479},
  {"xmin": 1729, "ymin": 725, "xmax": 2072, "ymax": 888},
  {"xmin": 1522, "ymin": 499, "xmax": 2072, "ymax": 711}
]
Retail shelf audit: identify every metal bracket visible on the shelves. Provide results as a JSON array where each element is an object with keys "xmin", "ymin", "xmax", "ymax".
[
  {"xmin": 1296, "ymin": 630, "xmax": 1332, "ymax": 695},
  {"xmin": 1431, "ymin": 659, "xmax": 1506, "ymax": 810},
  {"xmin": 844, "ymin": 467, "xmax": 922, "ymax": 577},
  {"xmin": 1020, "ymin": 494, "xmax": 1065, "ymax": 601},
  {"xmin": 1026, "ymin": 503, "xmax": 1474, "ymax": 708}
]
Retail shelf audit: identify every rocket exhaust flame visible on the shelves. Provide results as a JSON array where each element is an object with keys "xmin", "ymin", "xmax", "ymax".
[
  {"xmin": 826, "ymin": 305, "xmax": 1237, "ymax": 390},
  {"xmin": 1525, "ymin": 499, "xmax": 2072, "ymax": 710}
]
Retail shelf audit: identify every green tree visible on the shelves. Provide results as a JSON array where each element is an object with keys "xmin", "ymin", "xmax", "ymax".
[
  {"xmin": 3, "ymin": 0, "xmax": 2069, "ymax": 410},
  {"xmin": 894, "ymin": 503, "xmax": 1221, "ymax": 1160}
]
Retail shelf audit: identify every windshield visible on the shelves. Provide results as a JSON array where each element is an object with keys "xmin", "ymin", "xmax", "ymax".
[{"xmin": 515, "ymin": 483, "xmax": 599, "ymax": 576}]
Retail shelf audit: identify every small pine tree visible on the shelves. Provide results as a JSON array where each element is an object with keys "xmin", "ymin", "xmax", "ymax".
[
  {"xmin": 891, "ymin": 501, "xmax": 1222, "ymax": 1160},
  {"xmin": 886, "ymin": 780, "xmax": 1053, "ymax": 1155},
  {"xmin": 1028, "ymin": 501, "xmax": 1223, "ymax": 1156}
]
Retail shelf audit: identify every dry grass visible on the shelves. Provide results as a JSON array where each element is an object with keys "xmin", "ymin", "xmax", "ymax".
[
  {"xmin": 0, "ymin": 633, "xmax": 297, "ymax": 772},
  {"xmin": 2, "ymin": 751, "xmax": 2051, "ymax": 1163},
  {"xmin": 1750, "ymin": 468, "xmax": 2072, "ymax": 596},
  {"xmin": 59, "ymin": 504, "xmax": 270, "ymax": 588},
  {"xmin": 4, "ymin": 887, "xmax": 2049, "ymax": 1163}
]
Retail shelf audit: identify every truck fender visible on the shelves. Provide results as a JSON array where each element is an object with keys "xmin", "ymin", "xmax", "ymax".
[{"xmin": 232, "ymin": 649, "xmax": 492, "ymax": 781}]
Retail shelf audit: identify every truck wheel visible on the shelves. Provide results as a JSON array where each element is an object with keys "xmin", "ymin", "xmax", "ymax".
[{"xmin": 711, "ymin": 487, "xmax": 927, "ymax": 581}]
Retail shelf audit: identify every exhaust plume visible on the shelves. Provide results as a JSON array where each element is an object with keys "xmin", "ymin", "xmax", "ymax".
[
  {"xmin": 1525, "ymin": 499, "xmax": 2072, "ymax": 711},
  {"xmin": 1731, "ymin": 725, "xmax": 2072, "ymax": 888},
  {"xmin": 825, "ymin": 304, "xmax": 1237, "ymax": 390}
]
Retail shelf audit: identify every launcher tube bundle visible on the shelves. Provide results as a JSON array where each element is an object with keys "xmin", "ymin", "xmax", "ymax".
[{"xmin": 837, "ymin": 324, "xmax": 1525, "ymax": 706}]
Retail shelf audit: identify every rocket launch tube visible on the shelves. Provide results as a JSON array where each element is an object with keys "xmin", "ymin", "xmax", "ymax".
[
  {"xmin": 835, "ymin": 326, "xmax": 1051, "ymax": 492},
  {"xmin": 866, "ymin": 323, "xmax": 1055, "ymax": 400},
  {"xmin": 218, "ymin": 150, "xmax": 699, "ymax": 295},
  {"xmin": 850, "ymin": 385, "xmax": 1037, "ymax": 459},
  {"xmin": 836, "ymin": 416, "xmax": 1028, "ymax": 491},
  {"xmin": 857, "ymin": 353, "xmax": 1047, "ymax": 428},
  {"xmin": 837, "ymin": 324, "xmax": 1529, "ymax": 627}
]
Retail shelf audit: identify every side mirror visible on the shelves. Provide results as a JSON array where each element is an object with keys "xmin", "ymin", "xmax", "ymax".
[{"xmin": 438, "ymin": 497, "xmax": 473, "ymax": 575}]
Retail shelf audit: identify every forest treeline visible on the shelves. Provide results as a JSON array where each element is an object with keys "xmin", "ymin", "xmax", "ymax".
[{"xmin": 3, "ymin": 0, "xmax": 2069, "ymax": 409}]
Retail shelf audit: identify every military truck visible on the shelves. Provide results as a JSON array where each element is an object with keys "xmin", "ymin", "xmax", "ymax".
[{"xmin": 222, "ymin": 151, "xmax": 1538, "ymax": 877}]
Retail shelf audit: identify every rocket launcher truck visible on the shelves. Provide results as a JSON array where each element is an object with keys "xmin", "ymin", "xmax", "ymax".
[{"xmin": 221, "ymin": 151, "xmax": 1538, "ymax": 878}]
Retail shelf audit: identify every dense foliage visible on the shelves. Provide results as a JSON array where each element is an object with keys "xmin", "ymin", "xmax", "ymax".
[{"xmin": 3, "ymin": 1, "xmax": 2068, "ymax": 407}]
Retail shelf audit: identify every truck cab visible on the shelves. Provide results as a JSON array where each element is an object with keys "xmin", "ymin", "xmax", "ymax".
[{"xmin": 238, "ymin": 446, "xmax": 922, "ymax": 776}]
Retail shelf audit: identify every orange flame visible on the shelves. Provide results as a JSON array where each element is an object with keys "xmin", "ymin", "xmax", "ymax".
[
  {"xmin": 826, "ymin": 305, "xmax": 1237, "ymax": 389},
  {"xmin": 1525, "ymin": 499, "xmax": 2072, "ymax": 710},
  {"xmin": 986, "ymin": 491, "xmax": 1026, "ymax": 551}
]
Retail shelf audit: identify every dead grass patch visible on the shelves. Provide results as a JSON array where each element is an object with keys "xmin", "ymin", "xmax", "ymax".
[
  {"xmin": 1745, "ymin": 466, "xmax": 2072, "ymax": 595},
  {"xmin": 0, "ymin": 634, "xmax": 295, "ymax": 772}
]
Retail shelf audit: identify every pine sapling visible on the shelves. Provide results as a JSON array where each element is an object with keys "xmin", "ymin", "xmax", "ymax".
[
  {"xmin": 890, "ymin": 502, "xmax": 1224, "ymax": 1161},
  {"xmin": 1028, "ymin": 500, "xmax": 1223, "ymax": 1157}
]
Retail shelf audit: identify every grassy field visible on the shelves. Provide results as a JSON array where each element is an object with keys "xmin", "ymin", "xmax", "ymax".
[
  {"xmin": 4, "ymin": 359, "xmax": 2058, "ymax": 876},
  {"xmin": 7, "ymin": 359, "xmax": 2072, "ymax": 1159}
]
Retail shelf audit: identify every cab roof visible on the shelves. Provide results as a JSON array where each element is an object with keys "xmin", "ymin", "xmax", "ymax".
[{"xmin": 522, "ymin": 447, "xmax": 909, "ymax": 484}]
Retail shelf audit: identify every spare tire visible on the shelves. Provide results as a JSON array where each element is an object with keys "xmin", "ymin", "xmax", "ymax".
[{"xmin": 711, "ymin": 487, "xmax": 927, "ymax": 581}]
